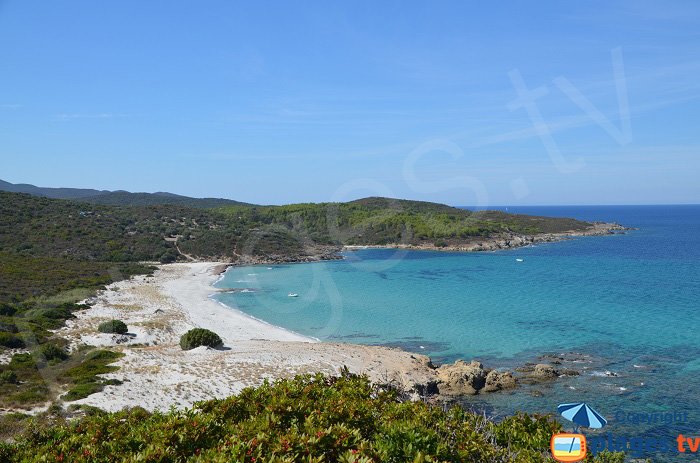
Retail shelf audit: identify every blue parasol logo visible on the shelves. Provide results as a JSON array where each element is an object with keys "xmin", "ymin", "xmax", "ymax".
[{"xmin": 558, "ymin": 402, "xmax": 608, "ymax": 432}]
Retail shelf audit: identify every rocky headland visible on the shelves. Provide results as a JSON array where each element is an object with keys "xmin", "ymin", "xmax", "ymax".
[{"xmin": 344, "ymin": 222, "xmax": 630, "ymax": 254}]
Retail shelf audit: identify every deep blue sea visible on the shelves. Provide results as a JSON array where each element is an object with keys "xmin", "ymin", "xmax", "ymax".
[{"xmin": 215, "ymin": 205, "xmax": 700, "ymax": 460}]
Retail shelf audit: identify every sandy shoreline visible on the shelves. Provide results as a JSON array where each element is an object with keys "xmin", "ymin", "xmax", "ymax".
[{"xmin": 58, "ymin": 262, "xmax": 437, "ymax": 412}]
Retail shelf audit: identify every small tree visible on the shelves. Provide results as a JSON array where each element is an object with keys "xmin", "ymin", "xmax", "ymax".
[
  {"xmin": 98, "ymin": 319, "xmax": 128, "ymax": 335},
  {"xmin": 179, "ymin": 328, "xmax": 223, "ymax": 350}
]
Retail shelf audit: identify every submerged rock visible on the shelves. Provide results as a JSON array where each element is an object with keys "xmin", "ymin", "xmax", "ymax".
[{"xmin": 515, "ymin": 363, "xmax": 536, "ymax": 373}]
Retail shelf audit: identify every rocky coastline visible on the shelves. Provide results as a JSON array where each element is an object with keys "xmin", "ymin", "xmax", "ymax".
[
  {"xmin": 216, "ymin": 222, "xmax": 630, "ymax": 271},
  {"xmin": 343, "ymin": 222, "xmax": 630, "ymax": 254},
  {"xmin": 395, "ymin": 353, "xmax": 592, "ymax": 402}
]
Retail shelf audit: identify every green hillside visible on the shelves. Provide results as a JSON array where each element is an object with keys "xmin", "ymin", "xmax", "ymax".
[
  {"xmin": 0, "ymin": 191, "xmax": 592, "ymax": 265},
  {"xmin": 0, "ymin": 179, "xmax": 249, "ymax": 209},
  {"xmin": 216, "ymin": 197, "xmax": 590, "ymax": 247}
]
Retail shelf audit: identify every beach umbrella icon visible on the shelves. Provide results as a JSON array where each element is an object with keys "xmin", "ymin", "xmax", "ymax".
[{"xmin": 557, "ymin": 402, "xmax": 607, "ymax": 431}]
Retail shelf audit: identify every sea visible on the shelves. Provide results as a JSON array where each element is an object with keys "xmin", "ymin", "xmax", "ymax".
[{"xmin": 215, "ymin": 205, "xmax": 700, "ymax": 460}]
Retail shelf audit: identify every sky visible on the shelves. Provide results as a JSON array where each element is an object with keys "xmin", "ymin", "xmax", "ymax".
[{"xmin": 0, "ymin": 1, "xmax": 699, "ymax": 206}]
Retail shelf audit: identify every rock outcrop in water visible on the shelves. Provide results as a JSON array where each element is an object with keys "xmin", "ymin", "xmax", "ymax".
[
  {"xmin": 436, "ymin": 360, "xmax": 488, "ymax": 395},
  {"xmin": 433, "ymin": 360, "xmax": 517, "ymax": 396},
  {"xmin": 400, "ymin": 355, "xmax": 584, "ymax": 400},
  {"xmin": 532, "ymin": 363, "xmax": 559, "ymax": 379},
  {"xmin": 483, "ymin": 370, "xmax": 517, "ymax": 392}
]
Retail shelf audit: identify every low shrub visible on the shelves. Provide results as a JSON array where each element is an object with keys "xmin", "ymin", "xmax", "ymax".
[
  {"xmin": 9, "ymin": 353, "xmax": 35, "ymax": 368},
  {"xmin": 97, "ymin": 319, "xmax": 128, "ymax": 334},
  {"xmin": 60, "ymin": 350, "xmax": 124, "ymax": 402},
  {"xmin": 0, "ymin": 304, "xmax": 17, "ymax": 317},
  {"xmin": 62, "ymin": 350, "xmax": 123, "ymax": 382},
  {"xmin": 0, "ymin": 413, "xmax": 32, "ymax": 443},
  {"xmin": 0, "ymin": 332, "xmax": 25, "ymax": 349},
  {"xmin": 0, "ymin": 321, "xmax": 18, "ymax": 333},
  {"xmin": 62, "ymin": 382, "xmax": 104, "ymax": 402},
  {"xmin": 179, "ymin": 328, "xmax": 223, "ymax": 350},
  {"xmin": 36, "ymin": 344, "xmax": 69, "ymax": 362},
  {"xmin": 0, "ymin": 370, "xmax": 18, "ymax": 384},
  {"xmin": 159, "ymin": 249, "xmax": 179, "ymax": 264},
  {"xmin": 5, "ymin": 384, "xmax": 49, "ymax": 405},
  {"xmin": 85, "ymin": 349, "xmax": 123, "ymax": 362}
]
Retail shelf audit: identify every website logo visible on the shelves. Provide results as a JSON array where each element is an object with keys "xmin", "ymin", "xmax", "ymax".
[{"xmin": 551, "ymin": 433, "xmax": 587, "ymax": 462}]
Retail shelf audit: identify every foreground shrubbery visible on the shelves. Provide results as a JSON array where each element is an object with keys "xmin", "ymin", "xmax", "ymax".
[
  {"xmin": 0, "ymin": 373, "xmax": 627, "ymax": 462},
  {"xmin": 179, "ymin": 328, "xmax": 223, "ymax": 350}
]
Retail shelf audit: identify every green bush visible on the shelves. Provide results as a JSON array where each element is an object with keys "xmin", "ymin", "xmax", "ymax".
[
  {"xmin": 0, "ymin": 370, "xmax": 18, "ymax": 384},
  {"xmin": 0, "ymin": 304, "xmax": 17, "ymax": 317},
  {"xmin": 97, "ymin": 319, "xmax": 128, "ymax": 334},
  {"xmin": 179, "ymin": 328, "xmax": 223, "ymax": 350},
  {"xmin": 62, "ymin": 350, "xmax": 122, "ymax": 382},
  {"xmin": 0, "ymin": 321, "xmax": 18, "ymax": 333},
  {"xmin": 9, "ymin": 353, "xmax": 35, "ymax": 368},
  {"xmin": 36, "ymin": 343, "xmax": 69, "ymax": 362},
  {"xmin": 159, "ymin": 249, "xmax": 179, "ymax": 264},
  {"xmin": 60, "ymin": 350, "xmax": 124, "ymax": 402},
  {"xmin": 0, "ymin": 332, "xmax": 25, "ymax": 348},
  {"xmin": 62, "ymin": 382, "xmax": 105, "ymax": 402}
]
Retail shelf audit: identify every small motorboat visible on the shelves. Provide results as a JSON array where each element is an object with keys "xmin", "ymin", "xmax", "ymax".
[
  {"xmin": 516, "ymin": 258, "xmax": 524, "ymax": 262},
  {"xmin": 288, "ymin": 293, "xmax": 299, "ymax": 297}
]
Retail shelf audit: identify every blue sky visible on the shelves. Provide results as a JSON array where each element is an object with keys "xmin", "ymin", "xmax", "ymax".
[{"xmin": 1, "ymin": 1, "xmax": 698, "ymax": 205}]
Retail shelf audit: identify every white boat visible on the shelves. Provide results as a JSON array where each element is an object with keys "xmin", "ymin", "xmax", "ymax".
[
  {"xmin": 288, "ymin": 293, "xmax": 298, "ymax": 297},
  {"xmin": 516, "ymin": 258, "xmax": 524, "ymax": 262}
]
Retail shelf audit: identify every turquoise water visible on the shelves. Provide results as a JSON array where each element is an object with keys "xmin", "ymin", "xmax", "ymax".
[{"xmin": 215, "ymin": 206, "xmax": 700, "ymax": 459}]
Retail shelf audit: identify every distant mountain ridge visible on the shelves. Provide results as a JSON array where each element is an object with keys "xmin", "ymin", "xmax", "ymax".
[
  {"xmin": 0, "ymin": 178, "xmax": 108, "ymax": 200},
  {"xmin": 0, "ymin": 179, "xmax": 250, "ymax": 208}
]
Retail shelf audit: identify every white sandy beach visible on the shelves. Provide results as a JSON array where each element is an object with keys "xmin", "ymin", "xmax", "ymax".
[{"xmin": 58, "ymin": 262, "xmax": 436, "ymax": 412}]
